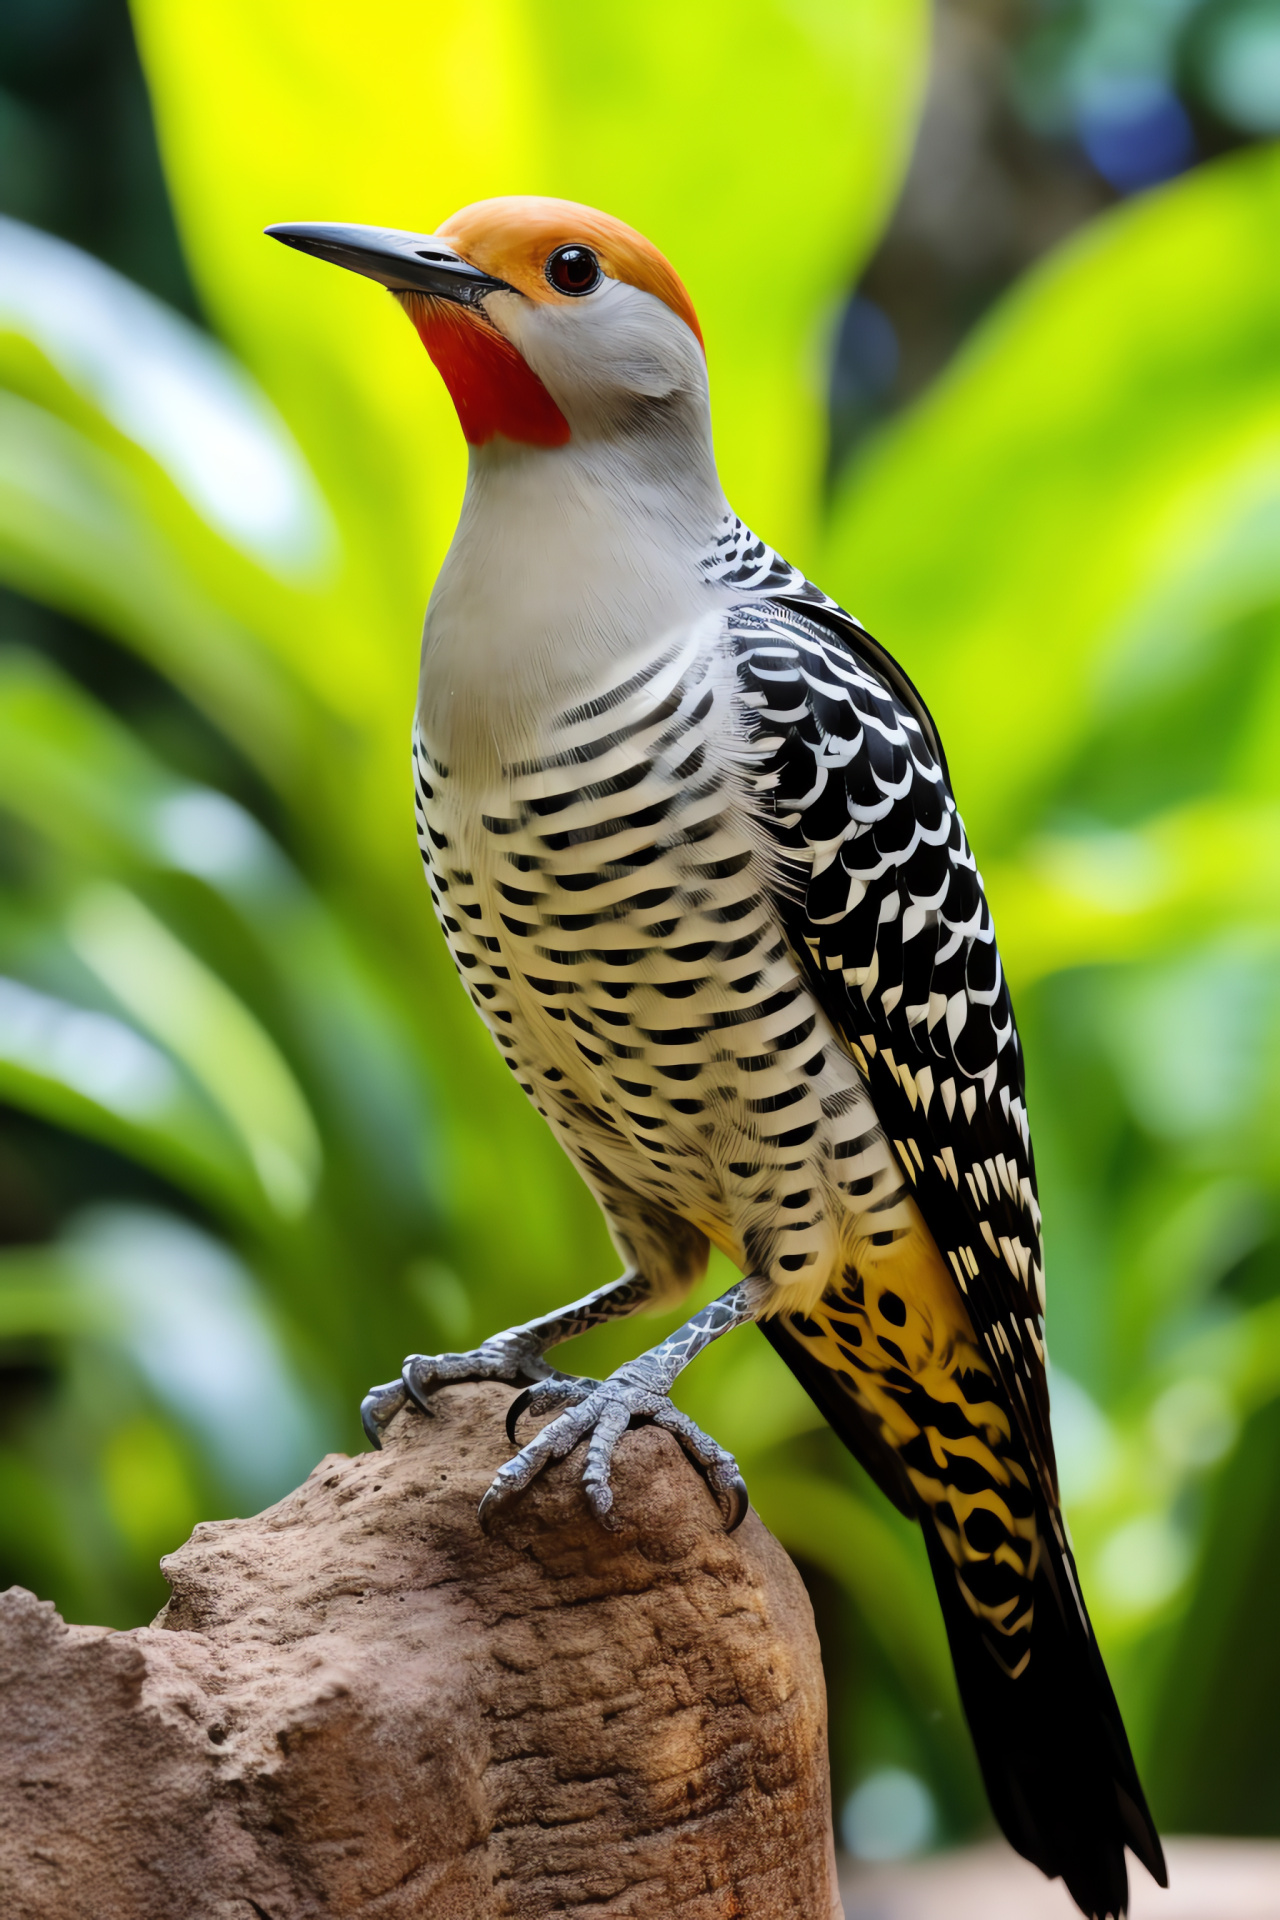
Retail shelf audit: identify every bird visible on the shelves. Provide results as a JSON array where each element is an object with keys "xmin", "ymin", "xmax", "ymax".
[{"xmin": 267, "ymin": 197, "xmax": 1166, "ymax": 1919}]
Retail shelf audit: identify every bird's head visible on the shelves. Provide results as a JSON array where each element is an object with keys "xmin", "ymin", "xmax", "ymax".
[{"xmin": 267, "ymin": 197, "xmax": 707, "ymax": 454}]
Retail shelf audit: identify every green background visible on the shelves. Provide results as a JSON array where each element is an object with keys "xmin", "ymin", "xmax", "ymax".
[{"xmin": 2, "ymin": 0, "xmax": 1279, "ymax": 1848}]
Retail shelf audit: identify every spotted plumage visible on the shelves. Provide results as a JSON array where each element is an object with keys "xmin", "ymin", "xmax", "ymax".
[
  {"xmin": 407, "ymin": 568, "xmax": 1161, "ymax": 1917},
  {"xmin": 274, "ymin": 196, "xmax": 1165, "ymax": 1920}
]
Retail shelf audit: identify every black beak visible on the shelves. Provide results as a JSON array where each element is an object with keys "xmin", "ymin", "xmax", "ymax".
[{"xmin": 265, "ymin": 222, "xmax": 513, "ymax": 306}]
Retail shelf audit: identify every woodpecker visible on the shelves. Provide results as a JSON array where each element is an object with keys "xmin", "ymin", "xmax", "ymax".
[{"xmin": 268, "ymin": 200, "xmax": 1166, "ymax": 1918}]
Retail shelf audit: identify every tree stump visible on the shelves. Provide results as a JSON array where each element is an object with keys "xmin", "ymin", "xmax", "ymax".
[{"xmin": 0, "ymin": 1383, "xmax": 842, "ymax": 1919}]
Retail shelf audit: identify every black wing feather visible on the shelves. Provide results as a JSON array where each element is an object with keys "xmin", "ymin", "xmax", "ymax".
[
  {"xmin": 732, "ymin": 599, "xmax": 1057, "ymax": 1496},
  {"xmin": 727, "ymin": 596, "xmax": 1166, "ymax": 1915}
]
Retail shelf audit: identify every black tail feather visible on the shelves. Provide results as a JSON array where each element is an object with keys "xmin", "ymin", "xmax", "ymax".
[
  {"xmin": 760, "ymin": 1317, "xmax": 1166, "ymax": 1917},
  {"xmin": 920, "ymin": 1513, "xmax": 1167, "ymax": 1919}
]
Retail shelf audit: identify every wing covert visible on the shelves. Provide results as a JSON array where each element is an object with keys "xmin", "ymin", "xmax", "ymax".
[{"xmin": 729, "ymin": 600, "xmax": 1057, "ymax": 1494}]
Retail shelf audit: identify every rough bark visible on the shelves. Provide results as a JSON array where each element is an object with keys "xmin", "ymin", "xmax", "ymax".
[{"xmin": 0, "ymin": 1383, "xmax": 842, "ymax": 1920}]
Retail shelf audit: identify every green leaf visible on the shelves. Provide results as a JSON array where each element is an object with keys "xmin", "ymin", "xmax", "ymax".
[
  {"xmin": 0, "ymin": 646, "xmax": 439, "ymax": 1222},
  {"xmin": 0, "ymin": 389, "xmax": 312, "ymax": 784},
  {"xmin": 0, "ymin": 971, "xmax": 269, "ymax": 1224},
  {"xmin": 131, "ymin": 0, "xmax": 928, "ymax": 578},
  {"xmin": 987, "ymin": 797, "xmax": 1280, "ymax": 985},
  {"xmin": 66, "ymin": 884, "xmax": 322, "ymax": 1218},
  {"xmin": 824, "ymin": 144, "xmax": 1280, "ymax": 853},
  {"xmin": 0, "ymin": 213, "xmax": 332, "ymax": 577}
]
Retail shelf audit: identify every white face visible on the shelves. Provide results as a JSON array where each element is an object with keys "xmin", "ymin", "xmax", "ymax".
[
  {"xmin": 267, "ymin": 210, "xmax": 713, "ymax": 459},
  {"xmin": 484, "ymin": 275, "xmax": 711, "ymax": 440}
]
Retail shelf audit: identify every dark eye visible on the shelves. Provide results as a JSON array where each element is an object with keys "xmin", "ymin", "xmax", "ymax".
[{"xmin": 546, "ymin": 245, "xmax": 601, "ymax": 296}]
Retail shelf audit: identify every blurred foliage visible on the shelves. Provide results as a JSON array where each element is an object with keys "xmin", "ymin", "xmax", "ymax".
[
  {"xmin": 0, "ymin": 0, "xmax": 1278, "ymax": 1854},
  {"xmin": 0, "ymin": 0, "xmax": 195, "ymax": 311},
  {"xmin": 829, "ymin": 0, "xmax": 1273, "ymax": 476},
  {"xmin": 824, "ymin": 138, "xmax": 1280, "ymax": 1831},
  {"xmin": 1016, "ymin": 0, "xmax": 1280, "ymax": 177}
]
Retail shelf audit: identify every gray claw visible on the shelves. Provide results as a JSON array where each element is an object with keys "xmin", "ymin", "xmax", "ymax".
[
  {"xmin": 472, "ymin": 1364, "xmax": 749, "ymax": 1538},
  {"xmin": 360, "ymin": 1377, "xmax": 408, "ymax": 1450},
  {"xmin": 646, "ymin": 1400, "xmax": 750, "ymax": 1533},
  {"xmin": 401, "ymin": 1354, "xmax": 443, "ymax": 1414},
  {"xmin": 476, "ymin": 1473, "xmax": 518, "ymax": 1535}
]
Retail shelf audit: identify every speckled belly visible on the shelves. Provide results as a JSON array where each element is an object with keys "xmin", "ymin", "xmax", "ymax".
[{"xmin": 412, "ymin": 627, "xmax": 918, "ymax": 1308}]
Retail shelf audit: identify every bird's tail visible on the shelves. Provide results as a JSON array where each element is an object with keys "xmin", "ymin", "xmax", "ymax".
[
  {"xmin": 759, "ymin": 1316, "xmax": 1166, "ymax": 1919},
  {"xmin": 919, "ymin": 1500, "xmax": 1167, "ymax": 1920}
]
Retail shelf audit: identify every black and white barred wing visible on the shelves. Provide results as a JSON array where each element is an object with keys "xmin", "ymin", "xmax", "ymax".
[{"xmin": 731, "ymin": 603, "xmax": 1057, "ymax": 1497}]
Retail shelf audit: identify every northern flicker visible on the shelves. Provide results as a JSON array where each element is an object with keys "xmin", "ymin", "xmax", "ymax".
[{"xmin": 268, "ymin": 199, "xmax": 1166, "ymax": 1919}]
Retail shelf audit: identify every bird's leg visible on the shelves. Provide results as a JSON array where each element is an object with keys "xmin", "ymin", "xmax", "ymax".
[
  {"xmin": 360, "ymin": 1269, "xmax": 654, "ymax": 1448},
  {"xmin": 480, "ymin": 1279, "xmax": 757, "ymax": 1534}
]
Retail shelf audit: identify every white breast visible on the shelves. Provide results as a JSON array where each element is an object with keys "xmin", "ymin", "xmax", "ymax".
[{"xmin": 413, "ymin": 614, "xmax": 912, "ymax": 1311}]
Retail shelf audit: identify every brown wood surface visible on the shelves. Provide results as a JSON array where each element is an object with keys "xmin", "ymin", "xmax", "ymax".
[{"xmin": 0, "ymin": 1383, "xmax": 841, "ymax": 1920}]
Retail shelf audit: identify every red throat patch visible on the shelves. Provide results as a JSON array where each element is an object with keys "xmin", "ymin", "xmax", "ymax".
[{"xmin": 401, "ymin": 295, "xmax": 570, "ymax": 449}]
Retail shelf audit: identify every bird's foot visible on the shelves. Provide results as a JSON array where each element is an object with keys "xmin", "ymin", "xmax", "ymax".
[
  {"xmin": 479, "ymin": 1358, "xmax": 749, "ymax": 1534},
  {"xmin": 360, "ymin": 1332, "xmax": 561, "ymax": 1449}
]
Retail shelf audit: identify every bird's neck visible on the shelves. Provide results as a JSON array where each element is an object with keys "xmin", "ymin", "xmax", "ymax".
[{"xmin": 419, "ymin": 428, "xmax": 730, "ymax": 775}]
